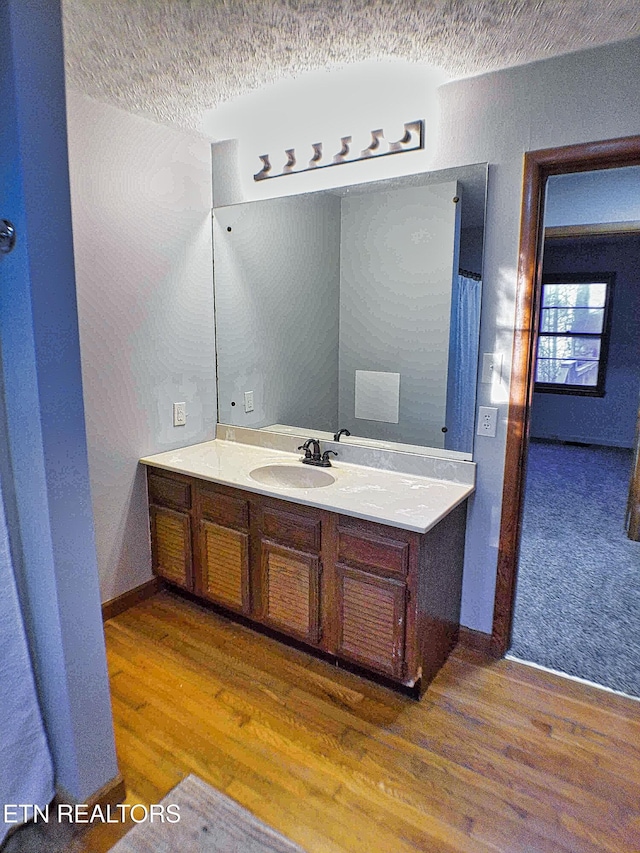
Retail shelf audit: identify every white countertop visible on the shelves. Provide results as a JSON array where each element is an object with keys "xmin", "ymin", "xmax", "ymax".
[{"xmin": 140, "ymin": 440, "xmax": 474, "ymax": 534}]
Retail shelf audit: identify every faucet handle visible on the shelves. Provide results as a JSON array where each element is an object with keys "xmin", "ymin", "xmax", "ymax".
[
  {"xmin": 321, "ymin": 450, "xmax": 338, "ymax": 467},
  {"xmin": 299, "ymin": 438, "xmax": 321, "ymax": 461},
  {"xmin": 298, "ymin": 440, "xmax": 314, "ymax": 459}
]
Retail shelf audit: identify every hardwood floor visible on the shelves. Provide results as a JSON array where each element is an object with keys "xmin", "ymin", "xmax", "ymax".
[{"xmin": 81, "ymin": 589, "xmax": 640, "ymax": 853}]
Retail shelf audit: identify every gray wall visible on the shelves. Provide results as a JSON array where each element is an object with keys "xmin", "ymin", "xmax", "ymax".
[
  {"xmin": 436, "ymin": 39, "xmax": 640, "ymax": 631},
  {"xmin": 545, "ymin": 167, "xmax": 640, "ymax": 226},
  {"xmin": 337, "ymin": 181, "xmax": 460, "ymax": 446},
  {"xmin": 64, "ymin": 36, "xmax": 640, "ymax": 636},
  {"xmin": 531, "ymin": 235, "xmax": 640, "ymax": 447},
  {"xmin": 66, "ymin": 90, "xmax": 216, "ymax": 602},
  {"xmin": 207, "ymin": 37, "xmax": 640, "ymax": 633},
  {"xmin": 1, "ymin": 0, "xmax": 117, "ymax": 801},
  {"xmin": 214, "ymin": 194, "xmax": 341, "ymax": 433}
]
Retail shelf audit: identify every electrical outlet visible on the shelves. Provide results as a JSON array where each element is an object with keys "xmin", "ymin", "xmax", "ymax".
[
  {"xmin": 244, "ymin": 390, "xmax": 254, "ymax": 413},
  {"xmin": 477, "ymin": 406, "xmax": 498, "ymax": 437},
  {"xmin": 173, "ymin": 402, "xmax": 186, "ymax": 426},
  {"xmin": 481, "ymin": 352, "xmax": 503, "ymax": 384}
]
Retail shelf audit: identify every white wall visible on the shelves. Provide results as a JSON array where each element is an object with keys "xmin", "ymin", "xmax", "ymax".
[
  {"xmin": 338, "ymin": 181, "xmax": 460, "ymax": 446},
  {"xmin": 214, "ymin": 193, "xmax": 341, "ymax": 433},
  {"xmin": 66, "ymin": 91, "xmax": 216, "ymax": 602},
  {"xmin": 530, "ymin": 235, "xmax": 640, "ymax": 447}
]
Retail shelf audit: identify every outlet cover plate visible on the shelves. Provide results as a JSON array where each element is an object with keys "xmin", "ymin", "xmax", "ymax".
[
  {"xmin": 477, "ymin": 406, "xmax": 498, "ymax": 437},
  {"xmin": 173, "ymin": 402, "xmax": 186, "ymax": 426}
]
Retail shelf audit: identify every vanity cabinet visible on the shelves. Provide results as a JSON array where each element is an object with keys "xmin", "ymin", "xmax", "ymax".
[{"xmin": 146, "ymin": 468, "xmax": 467, "ymax": 693}]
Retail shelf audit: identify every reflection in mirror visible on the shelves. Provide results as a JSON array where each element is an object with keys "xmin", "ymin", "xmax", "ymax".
[{"xmin": 213, "ymin": 163, "xmax": 487, "ymax": 459}]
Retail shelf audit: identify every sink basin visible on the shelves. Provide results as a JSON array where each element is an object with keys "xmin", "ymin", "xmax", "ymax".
[{"xmin": 249, "ymin": 464, "xmax": 335, "ymax": 489}]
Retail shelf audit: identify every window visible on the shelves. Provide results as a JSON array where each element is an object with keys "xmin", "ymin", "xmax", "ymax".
[{"xmin": 534, "ymin": 273, "xmax": 614, "ymax": 396}]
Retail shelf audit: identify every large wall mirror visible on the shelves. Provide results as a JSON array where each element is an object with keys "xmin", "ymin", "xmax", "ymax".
[{"xmin": 213, "ymin": 162, "xmax": 487, "ymax": 459}]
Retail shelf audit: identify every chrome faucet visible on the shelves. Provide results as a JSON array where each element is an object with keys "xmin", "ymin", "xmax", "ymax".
[{"xmin": 298, "ymin": 439, "xmax": 337, "ymax": 468}]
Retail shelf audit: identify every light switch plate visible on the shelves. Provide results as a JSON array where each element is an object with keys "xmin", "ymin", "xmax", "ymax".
[
  {"xmin": 244, "ymin": 390, "xmax": 254, "ymax": 413},
  {"xmin": 481, "ymin": 352, "xmax": 503, "ymax": 384}
]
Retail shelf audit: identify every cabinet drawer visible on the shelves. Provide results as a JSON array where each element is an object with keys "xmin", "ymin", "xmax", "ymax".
[
  {"xmin": 148, "ymin": 472, "xmax": 191, "ymax": 511},
  {"xmin": 337, "ymin": 524, "xmax": 409, "ymax": 578},
  {"xmin": 260, "ymin": 505, "xmax": 321, "ymax": 553},
  {"xmin": 198, "ymin": 486, "xmax": 249, "ymax": 531}
]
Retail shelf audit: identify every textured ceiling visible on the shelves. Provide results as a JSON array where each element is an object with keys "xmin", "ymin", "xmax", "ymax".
[{"xmin": 62, "ymin": 1, "xmax": 640, "ymax": 130}]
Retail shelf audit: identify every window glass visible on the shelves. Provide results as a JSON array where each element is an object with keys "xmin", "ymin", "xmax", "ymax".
[{"xmin": 535, "ymin": 276, "xmax": 612, "ymax": 395}]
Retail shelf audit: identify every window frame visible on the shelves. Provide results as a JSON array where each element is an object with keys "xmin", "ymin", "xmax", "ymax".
[{"xmin": 534, "ymin": 271, "xmax": 615, "ymax": 397}]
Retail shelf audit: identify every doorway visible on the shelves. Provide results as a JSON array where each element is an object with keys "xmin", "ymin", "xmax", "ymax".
[
  {"xmin": 491, "ymin": 137, "xmax": 640, "ymax": 687},
  {"xmin": 508, "ymin": 215, "xmax": 640, "ymax": 694}
]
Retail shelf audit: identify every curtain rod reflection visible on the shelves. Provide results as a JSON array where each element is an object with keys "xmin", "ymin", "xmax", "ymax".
[{"xmin": 459, "ymin": 267, "xmax": 482, "ymax": 281}]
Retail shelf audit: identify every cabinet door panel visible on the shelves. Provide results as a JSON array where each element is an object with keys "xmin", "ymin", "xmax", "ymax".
[
  {"xmin": 337, "ymin": 565, "xmax": 406, "ymax": 678},
  {"xmin": 260, "ymin": 542, "xmax": 321, "ymax": 644},
  {"xmin": 200, "ymin": 520, "xmax": 250, "ymax": 614},
  {"xmin": 150, "ymin": 506, "xmax": 192, "ymax": 590}
]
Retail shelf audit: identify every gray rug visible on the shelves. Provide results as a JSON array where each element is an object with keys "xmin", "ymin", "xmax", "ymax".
[
  {"xmin": 1, "ymin": 813, "xmax": 79, "ymax": 853},
  {"xmin": 510, "ymin": 441, "xmax": 640, "ymax": 697},
  {"xmin": 110, "ymin": 775, "xmax": 307, "ymax": 853}
]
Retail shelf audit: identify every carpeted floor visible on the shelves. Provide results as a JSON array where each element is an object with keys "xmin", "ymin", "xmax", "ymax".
[{"xmin": 510, "ymin": 440, "xmax": 640, "ymax": 698}]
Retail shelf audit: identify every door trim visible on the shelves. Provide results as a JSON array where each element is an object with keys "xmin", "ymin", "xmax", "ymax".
[{"xmin": 491, "ymin": 134, "xmax": 640, "ymax": 657}]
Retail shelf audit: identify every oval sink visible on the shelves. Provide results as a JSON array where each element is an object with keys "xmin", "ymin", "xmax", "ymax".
[{"xmin": 249, "ymin": 464, "xmax": 335, "ymax": 489}]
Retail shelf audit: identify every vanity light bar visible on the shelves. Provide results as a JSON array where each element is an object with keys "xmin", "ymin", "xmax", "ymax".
[{"xmin": 253, "ymin": 119, "xmax": 424, "ymax": 181}]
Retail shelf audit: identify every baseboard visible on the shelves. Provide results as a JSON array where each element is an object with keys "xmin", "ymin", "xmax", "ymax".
[
  {"xmin": 102, "ymin": 578, "xmax": 163, "ymax": 622},
  {"xmin": 56, "ymin": 772, "xmax": 126, "ymax": 810},
  {"xmin": 458, "ymin": 625, "xmax": 495, "ymax": 656},
  {"xmin": 86, "ymin": 773, "xmax": 126, "ymax": 810}
]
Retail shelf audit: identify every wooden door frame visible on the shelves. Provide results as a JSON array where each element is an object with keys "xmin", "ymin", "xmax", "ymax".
[{"xmin": 491, "ymin": 134, "xmax": 640, "ymax": 657}]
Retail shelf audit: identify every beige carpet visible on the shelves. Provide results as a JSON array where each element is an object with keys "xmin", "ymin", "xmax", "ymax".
[{"xmin": 110, "ymin": 775, "xmax": 307, "ymax": 853}]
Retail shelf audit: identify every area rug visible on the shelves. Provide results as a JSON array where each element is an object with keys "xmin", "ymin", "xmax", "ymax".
[
  {"xmin": 109, "ymin": 774, "xmax": 307, "ymax": 853},
  {"xmin": 510, "ymin": 440, "xmax": 640, "ymax": 697}
]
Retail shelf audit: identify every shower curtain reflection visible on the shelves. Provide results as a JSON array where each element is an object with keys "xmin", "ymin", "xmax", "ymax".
[{"xmin": 446, "ymin": 272, "xmax": 482, "ymax": 452}]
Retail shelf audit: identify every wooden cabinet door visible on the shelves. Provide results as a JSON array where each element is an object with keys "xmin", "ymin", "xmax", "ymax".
[
  {"xmin": 336, "ymin": 564, "xmax": 406, "ymax": 678},
  {"xmin": 259, "ymin": 540, "xmax": 322, "ymax": 644},
  {"xmin": 196, "ymin": 483, "xmax": 251, "ymax": 615},
  {"xmin": 150, "ymin": 505, "xmax": 193, "ymax": 591},
  {"xmin": 199, "ymin": 520, "xmax": 250, "ymax": 615}
]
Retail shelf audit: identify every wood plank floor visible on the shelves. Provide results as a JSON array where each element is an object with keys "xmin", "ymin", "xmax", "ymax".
[{"xmin": 80, "ymin": 589, "xmax": 640, "ymax": 853}]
